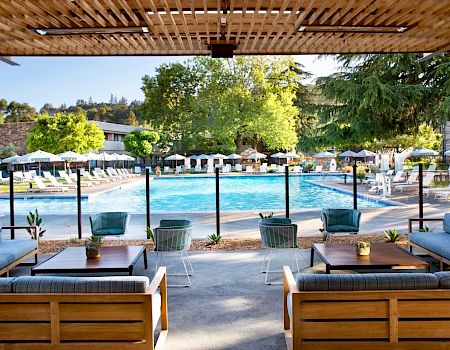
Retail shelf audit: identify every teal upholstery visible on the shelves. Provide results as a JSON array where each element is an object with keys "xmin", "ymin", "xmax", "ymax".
[
  {"xmin": 0, "ymin": 254, "xmax": 15, "ymax": 270},
  {"xmin": 154, "ymin": 220, "xmax": 192, "ymax": 251},
  {"xmin": 89, "ymin": 212, "xmax": 130, "ymax": 236},
  {"xmin": 443, "ymin": 213, "xmax": 450, "ymax": 233},
  {"xmin": 0, "ymin": 278, "xmax": 15, "ymax": 293},
  {"xmin": 259, "ymin": 219, "xmax": 298, "ymax": 248},
  {"xmin": 409, "ymin": 232, "xmax": 450, "ymax": 261},
  {"xmin": 12, "ymin": 276, "xmax": 150, "ymax": 293},
  {"xmin": 435, "ymin": 272, "xmax": 450, "ymax": 288},
  {"xmin": 0, "ymin": 240, "xmax": 37, "ymax": 261},
  {"xmin": 321, "ymin": 209, "xmax": 361, "ymax": 233}
]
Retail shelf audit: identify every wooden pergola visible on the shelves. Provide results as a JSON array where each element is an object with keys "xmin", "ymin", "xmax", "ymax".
[{"xmin": 0, "ymin": 0, "xmax": 449, "ymax": 57}]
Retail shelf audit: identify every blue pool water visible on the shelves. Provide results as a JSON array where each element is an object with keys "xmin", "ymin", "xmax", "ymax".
[{"xmin": 0, "ymin": 175, "xmax": 393, "ymax": 215}]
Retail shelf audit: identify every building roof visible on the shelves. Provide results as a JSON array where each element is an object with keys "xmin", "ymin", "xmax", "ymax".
[
  {"xmin": 0, "ymin": 1, "xmax": 449, "ymax": 56},
  {"xmin": 91, "ymin": 121, "xmax": 141, "ymax": 134}
]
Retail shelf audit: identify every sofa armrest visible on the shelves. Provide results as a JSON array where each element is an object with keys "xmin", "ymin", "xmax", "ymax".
[
  {"xmin": 148, "ymin": 267, "xmax": 168, "ymax": 332},
  {"xmin": 408, "ymin": 218, "xmax": 443, "ymax": 233},
  {"xmin": 283, "ymin": 266, "xmax": 298, "ymax": 331},
  {"xmin": 2, "ymin": 225, "xmax": 39, "ymax": 241}
]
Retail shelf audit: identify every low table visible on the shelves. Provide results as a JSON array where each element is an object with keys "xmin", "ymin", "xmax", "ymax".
[
  {"xmin": 31, "ymin": 246, "xmax": 147, "ymax": 276},
  {"xmin": 310, "ymin": 243, "xmax": 429, "ymax": 274}
]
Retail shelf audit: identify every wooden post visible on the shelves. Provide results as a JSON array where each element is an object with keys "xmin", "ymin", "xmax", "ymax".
[
  {"xmin": 352, "ymin": 161, "xmax": 358, "ymax": 210},
  {"xmin": 77, "ymin": 169, "xmax": 82, "ymax": 240},
  {"xmin": 419, "ymin": 163, "xmax": 424, "ymax": 230},
  {"xmin": 285, "ymin": 165, "xmax": 290, "ymax": 218},
  {"xmin": 146, "ymin": 168, "xmax": 150, "ymax": 229},
  {"xmin": 9, "ymin": 171, "xmax": 15, "ymax": 239},
  {"xmin": 215, "ymin": 167, "xmax": 220, "ymax": 236}
]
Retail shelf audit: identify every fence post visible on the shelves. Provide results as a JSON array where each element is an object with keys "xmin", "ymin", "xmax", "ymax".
[
  {"xmin": 77, "ymin": 169, "xmax": 82, "ymax": 239},
  {"xmin": 9, "ymin": 171, "xmax": 15, "ymax": 239},
  {"xmin": 215, "ymin": 167, "xmax": 220, "ymax": 236},
  {"xmin": 285, "ymin": 165, "xmax": 290, "ymax": 218},
  {"xmin": 352, "ymin": 162, "xmax": 357, "ymax": 210},
  {"xmin": 418, "ymin": 163, "xmax": 424, "ymax": 230},
  {"xmin": 146, "ymin": 168, "xmax": 150, "ymax": 229}
]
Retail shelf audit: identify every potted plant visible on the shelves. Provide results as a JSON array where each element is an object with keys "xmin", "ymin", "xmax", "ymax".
[
  {"xmin": 384, "ymin": 228, "xmax": 401, "ymax": 242},
  {"xmin": 355, "ymin": 241, "xmax": 371, "ymax": 256},
  {"xmin": 85, "ymin": 235, "xmax": 102, "ymax": 259}
]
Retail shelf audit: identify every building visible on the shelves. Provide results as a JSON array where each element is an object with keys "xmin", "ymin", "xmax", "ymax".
[{"xmin": 91, "ymin": 121, "xmax": 141, "ymax": 155}]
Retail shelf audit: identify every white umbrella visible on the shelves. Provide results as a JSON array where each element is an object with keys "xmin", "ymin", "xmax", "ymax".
[
  {"xmin": 190, "ymin": 155, "xmax": 199, "ymax": 159},
  {"xmin": 210, "ymin": 153, "xmax": 226, "ymax": 159},
  {"xmin": 355, "ymin": 149, "xmax": 376, "ymax": 158},
  {"xmin": 197, "ymin": 154, "xmax": 210, "ymax": 160},
  {"xmin": 271, "ymin": 152, "xmax": 284, "ymax": 158},
  {"xmin": 164, "ymin": 154, "xmax": 186, "ymax": 161},
  {"xmin": 445, "ymin": 150, "xmax": 450, "ymax": 156},
  {"xmin": 82, "ymin": 152, "xmax": 101, "ymax": 161},
  {"xmin": 247, "ymin": 152, "xmax": 267, "ymax": 160},
  {"xmin": 410, "ymin": 148, "xmax": 439, "ymax": 157},
  {"xmin": 99, "ymin": 152, "xmax": 115, "ymax": 161},
  {"xmin": 20, "ymin": 150, "xmax": 62, "ymax": 175},
  {"xmin": 281, "ymin": 152, "xmax": 301, "ymax": 159},
  {"xmin": 123, "ymin": 154, "xmax": 135, "ymax": 161},
  {"xmin": 2, "ymin": 155, "xmax": 24, "ymax": 164},
  {"xmin": 313, "ymin": 151, "xmax": 336, "ymax": 158},
  {"xmin": 227, "ymin": 153, "xmax": 242, "ymax": 160},
  {"xmin": 58, "ymin": 151, "xmax": 87, "ymax": 162},
  {"xmin": 339, "ymin": 150, "xmax": 357, "ymax": 157}
]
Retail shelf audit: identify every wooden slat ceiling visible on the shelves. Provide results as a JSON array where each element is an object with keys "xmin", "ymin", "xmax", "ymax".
[{"xmin": 0, "ymin": 0, "xmax": 449, "ymax": 56}]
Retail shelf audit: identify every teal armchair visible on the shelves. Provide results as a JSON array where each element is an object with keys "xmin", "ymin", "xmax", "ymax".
[
  {"xmin": 321, "ymin": 209, "xmax": 361, "ymax": 237},
  {"xmin": 89, "ymin": 212, "xmax": 130, "ymax": 240},
  {"xmin": 258, "ymin": 218, "xmax": 299, "ymax": 285},
  {"xmin": 154, "ymin": 219, "xmax": 193, "ymax": 287}
]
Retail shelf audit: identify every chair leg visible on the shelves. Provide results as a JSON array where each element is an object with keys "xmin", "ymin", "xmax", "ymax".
[
  {"xmin": 260, "ymin": 248, "xmax": 269, "ymax": 273},
  {"xmin": 182, "ymin": 251, "xmax": 194, "ymax": 276},
  {"xmin": 294, "ymin": 249, "xmax": 300, "ymax": 273},
  {"xmin": 157, "ymin": 251, "xmax": 192, "ymax": 287}
]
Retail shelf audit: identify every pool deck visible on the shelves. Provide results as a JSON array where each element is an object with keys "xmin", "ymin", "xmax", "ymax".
[{"xmin": 1, "ymin": 174, "xmax": 448, "ymax": 240}]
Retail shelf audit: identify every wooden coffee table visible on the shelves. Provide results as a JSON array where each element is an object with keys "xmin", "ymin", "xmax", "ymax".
[
  {"xmin": 310, "ymin": 243, "xmax": 429, "ymax": 274},
  {"xmin": 31, "ymin": 246, "xmax": 147, "ymax": 276}
]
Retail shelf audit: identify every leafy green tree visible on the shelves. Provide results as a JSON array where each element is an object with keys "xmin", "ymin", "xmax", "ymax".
[
  {"xmin": 4, "ymin": 101, "xmax": 37, "ymax": 122},
  {"xmin": 300, "ymin": 54, "xmax": 449, "ymax": 150},
  {"xmin": 141, "ymin": 56, "xmax": 303, "ymax": 153},
  {"xmin": 26, "ymin": 113, "xmax": 105, "ymax": 153},
  {"xmin": 123, "ymin": 130, "xmax": 160, "ymax": 165},
  {"xmin": 0, "ymin": 143, "xmax": 19, "ymax": 158}
]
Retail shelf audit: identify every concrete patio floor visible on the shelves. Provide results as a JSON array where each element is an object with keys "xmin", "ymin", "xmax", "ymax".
[{"xmin": 12, "ymin": 249, "xmax": 313, "ymax": 350}]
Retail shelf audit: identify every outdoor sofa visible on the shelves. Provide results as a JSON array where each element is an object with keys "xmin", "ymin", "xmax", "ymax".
[
  {"xmin": 0, "ymin": 224, "xmax": 38, "ymax": 277},
  {"xmin": 283, "ymin": 267, "xmax": 450, "ymax": 350},
  {"xmin": 408, "ymin": 213, "xmax": 450, "ymax": 270},
  {"xmin": 0, "ymin": 267, "xmax": 168, "ymax": 350}
]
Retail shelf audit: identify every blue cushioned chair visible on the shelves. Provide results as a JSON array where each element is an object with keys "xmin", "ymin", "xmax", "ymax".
[
  {"xmin": 89, "ymin": 212, "xmax": 130, "ymax": 242},
  {"xmin": 259, "ymin": 218, "xmax": 299, "ymax": 285},
  {"xmin": 321, "ymin": 209, "xmax": 361, "ymax": 241},
  {"xmin": 154, "ymin": 219, "xmax": 194, "ymax": 287}
]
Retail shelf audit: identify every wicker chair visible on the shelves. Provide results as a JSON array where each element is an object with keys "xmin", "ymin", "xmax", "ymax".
[
  {"xmin": 154, "ymin": 219, "xmax": 194, "ymax": 287},
  {"xmin": 321, "ymin": 209, "xmax": 361, "ymax": 241},
  {"xmin": 259, "ymin": 218, "xmax": 299, "ymax": 285},
  {"xmin": 89, "ymin": 212, "xmax": 130, "ymax": 242}
]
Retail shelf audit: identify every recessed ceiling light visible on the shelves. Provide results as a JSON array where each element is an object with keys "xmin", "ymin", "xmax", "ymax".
[
  {"xmin": 397, "ymin": 27, "xmax": 408, "ymax": 33},
  {"xmin": 298, "ymin": 26, "xmax": 306, "ymax": 32},
  {"xmin": 141, "ymin": 27, "xmax": 149, "ymax": 33},
  {"xmin": 35, "ymin": 29, "xmax": 47, "ymax": 35}
]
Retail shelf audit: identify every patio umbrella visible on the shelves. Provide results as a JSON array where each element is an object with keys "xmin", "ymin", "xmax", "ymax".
[
  {"xmin": 58, "ymin": 151, "xmax": 88, "ymax": 175},
  {"xmin": 281, "ymin": 152, "xmax": 301, "ymax": 159},
  {"xmin": 210, "ymin": 153, "xmax": 227, "ymax": 166},
  {"xmin": 355, "ymin": 149, "xmax": 376, "ymax": 158},
  {"xmin": 410, "ymin": 148, "xmax": 439, "ymax": 157},
  {"xmin": 313, "ymin": 151, "xmax": 336, "ymax": 158},
  {"xmin": 164, "ymin": 153, "xmax": 186, "ymax": 167},
  {"xmin": 227, "ymin": 153, "xmax": 242, "ymax": 166},
  {"xmin": 247, "ymin": 152, "xmax": 267, "ymax": 161},
  {"xmin": 82, "ymin": 152, "xmax": 101, "ymax": 172},
  {"xmin": 20, "ymin": 150, "xmax": 62, "ymax": 175},
  {"xmin": 99, "ymin": 152, "xmax": 114, "ymax": 170},
  {"xmin": 339, "ymin": 150, "xmax": 357, "ymax": 157},
  {"xmin": 271, "ymin": 152, "xmax": 284, "ymax": 165},
  {"xmin": 1, "ymin": 155, "xmax": 25, "ymax": 171}
]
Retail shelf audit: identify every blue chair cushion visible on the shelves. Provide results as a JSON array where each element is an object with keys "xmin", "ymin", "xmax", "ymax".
[
  {"xmin": 326, "ymin": 224, "xmax": 359, "ymax": 233},
  {"xmin": 444, "ymin": 213, "xmax": 450, "ymax": 233},
  {"xmin": 12, "ymin": 276, "xmax": 150, "ymax": 293},
  {"xmin": 435, "ymin": 272, "xmax": 450, "ymax": 288},
  {"xmin": 260, "ymin": 218, "xmax": 292, "ymax": 225},
  {"xmin": 0, "ymin": 278, "xmax": 15, "ymax": 293},
  {"xmin": 159, "ymin": 219, "xmax": 191, "ymax": 228},
  {"xmin": 295, "ymin": 273, "xmax": 438, "ymax": 291},
  {"xmin": 0, "ymin": 253, "xmax": 15, "ymax": 270},
  {"xmin": 0, "ymin": 239, "xmax": 37, "ymax": 261},
  {"xmin": 409, "ymin": 232, "xmax": 450, "ymax": 261},
  {"xmin": 93, "ymin": 228, "xmax": 125, "ymax": 236}
]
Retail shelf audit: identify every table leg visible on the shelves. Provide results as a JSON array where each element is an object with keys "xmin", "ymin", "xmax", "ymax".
[
  {"xmin": 143, "ymin": 248, "xmax": 148, "ymax": 269},
  {"xmin": 326, "ymin": 265, "xmax": 331, "ymax": 274},
  {"xmin": 129, "ymin": 266, "xmax": 134, "ymax": 276},
  {"xmin": 310, "ymin": 247, "xmax": 315, "ymax": 267}
]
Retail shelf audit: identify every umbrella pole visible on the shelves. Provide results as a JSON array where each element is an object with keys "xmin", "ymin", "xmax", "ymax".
[
  {"xmin": 77, "ymin": 169, "xmax": 82, "ymax": 240},
  {"xmin": 215, "ymin": 167, "xmax": 220, "ymax": 236},
  {"xmin": 285, "ymin": 165, "xmax": 290, "ymax": 218},
  {"xmin": 146, "ymin": 168, "xmax": 151, "ymax": 228},
  {"xmin": 419, "ymin": 163, "xmax": 424, "ymax": 230},
  {"xmin": 9, "ymin": 171, "xmax": 15, "ymax": 239},
  {"xmin": 353, "ymin": 160, "xmax": 358, "ymax": 210}
]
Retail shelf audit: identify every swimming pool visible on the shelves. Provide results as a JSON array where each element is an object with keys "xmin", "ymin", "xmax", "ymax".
[{"xmin": 0, "ymin": 175, "xmax": 394, "ymax": 215}]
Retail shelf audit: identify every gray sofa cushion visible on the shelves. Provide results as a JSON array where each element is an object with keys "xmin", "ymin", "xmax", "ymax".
[
  {"xmin": 12, "ymin": 276, "xmax": 150, "ymax": 293},
  {"xmin": 409, "ymin": 232, "xmax": 450, "ymax": 261},
  {"xmin": 0, "ymin": 239, "xmax": 37, "ymax": 261},
  {"xmin": 444, "ymin": 213, "xmax": 450, "ymax": 233},
  {"xmin": 295, "ymin": 273, "xmax": 438, "ymax": 291},
  {"xmin": 0, "ymin": 278, "xmax": 15, "ymax": 293},
  {"xmin": 435, "ymin": 272, "xmax": 450, "ymax": 288}
]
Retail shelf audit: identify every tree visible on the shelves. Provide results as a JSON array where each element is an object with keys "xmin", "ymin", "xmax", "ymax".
[
  {"xmin": 123, "ymin": 130, "xmax": 160, "ymax": 165},
  {"xmin": 0, "ymin": 143, "xmax": 19, "ymax": 158},
  {"xmin": 299, "ymin": 54, "xmax": 450, "ymax": 150},
  {"xmin": 4, "ymin": 101, "xmax": 37, "ymax": 122},
  {"xmin": 141, "ymin": 56, "xmax": 303, "ymax": 153},
  {"xmin": 26, "ymin": 112, "xmax": 105, "ymax": 153}
]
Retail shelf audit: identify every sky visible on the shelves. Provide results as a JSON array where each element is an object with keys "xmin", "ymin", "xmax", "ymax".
[{"xmin": 0, "ymin": 55, "xmax": 339, "ymax": 109}]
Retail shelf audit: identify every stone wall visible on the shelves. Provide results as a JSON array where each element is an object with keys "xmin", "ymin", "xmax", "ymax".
[{"xmin": 0, "ymin": 122, "xmax": 35, "ymax": 153}]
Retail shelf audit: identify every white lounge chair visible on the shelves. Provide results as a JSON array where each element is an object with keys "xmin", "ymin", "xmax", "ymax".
[
  {"xmin": 206, "ymin": 166, "xmax": 214, "ymax": 174},
  {"xmin": 175, "ymin": 166, "xmax": 182, "ymax": 174},
  {"xmin": 277, "ymin": 165, "xmax": 285, "ymax": 173},
  {"xmin": 425, "ymin": 185, "xmax": 450, "ymax": 197},
  {"xmin": 60, "ymin": 172, "xmax": 94, "ymax": 187},
  {"xmin": 82, "ymin": 172, "xmax": 101, "ymax": 185},
  {"xmin": 391, "ymin": 170, "xmax": 404, "ymax": 183},
  {"xmin": 428, "ymin": 164, "xmax": 437, "ymax": 171},
  {"xmin": 134, "ymin": 166, "xmax": 143, "ymax": 174},
  {"xmin": 259, "ymin": 164, "xmax": 267, "ymax": 174},
  {"xmin": 235, "ymin": 164, "xmax": 243, "ymax": 172},
  {"xmin": 106, "ymin": 168, "xmax": 124, "ymax": 180},
  {"xmin": 270, "ymin": 164, "xmax": 278, "ymax": 171},
  {"xmin": 13, "ymin": 171, "xmax": 24, "ymax": 182},
  {"xmin": 48, "ymin": 175, "xmax": 76, "ymax": 189},
  {"xmin": 394, "ymin": 172, "xmax": 434, "ymax": 192},
  {"xmin": 245, "ymin": 166, "xmax": 253, "ymax": 173},
  {"xmin": 31, "ymin": 177, "xmax": 68, "ymax": 192},
  {"xmin": 292, "ymin": 166, "xmax": 302, "ymax": 173},
  {"xmin": 124, "ymin": 169, "xmax": 139, "ymax": 178},
  {"xmin": 91, "ymin": 171, "xmax": 110, "ymax": 183},
  {"xmin": 221, "ymin": 165, "xmax": 231, "ymax": 173},
  {"xmin": 435, "ymin": 190, "xmax": 450, "ymax": 202},
  {"xmin": 328, "ymin": 163, "xmax": 337, "ymax": 172},
  {"xmin": 42, "ymin": 171, "xmax": 53, "ymax": 179},
  {"xmin": 386, "ymin": 169, "xmax": 394, "ymax": 176},
  {"xmin": 312, "ymin": 165, "xmax": 323, "ymax": 173},
  {"xmin": 194, "ymin": 165, "xmax": 202, "ymax": 172}
]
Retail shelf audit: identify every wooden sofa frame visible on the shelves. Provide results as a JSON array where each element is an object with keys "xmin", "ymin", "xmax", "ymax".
[
  {"xmin": 283, "ymin": 266, "xmax": 450, "ymax": 350},
  {"xmin": 0, "ymin": 225, "xmax": 38, "ymax": 277},
  {"xmin": 407, "ymin": 217, "xmax": 449, "ymax": 270},
  {"xmin": 0, "ymin": 267, "xmax": 168, "ymax": 350}
]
